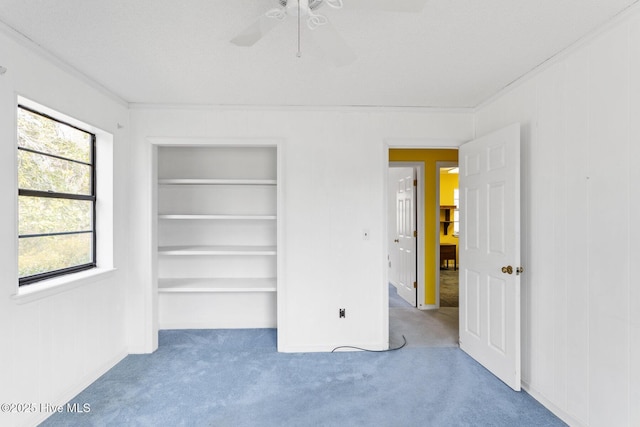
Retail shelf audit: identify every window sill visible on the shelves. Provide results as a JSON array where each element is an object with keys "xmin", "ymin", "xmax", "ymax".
[{"xmin": 12, "ymin": 267, "xmax": 117, "ymax": 305}]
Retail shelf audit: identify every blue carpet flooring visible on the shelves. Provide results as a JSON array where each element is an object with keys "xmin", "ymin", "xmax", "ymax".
[
  {"xmin": 41, "ymin": 329, "xmax": 566, "ymax": 427},
  {"xmin": 388, "ymin": 283, "xmax": 414, "ymax": 308}
]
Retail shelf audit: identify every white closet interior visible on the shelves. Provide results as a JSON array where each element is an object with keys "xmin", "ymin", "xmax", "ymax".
[{"xmin": 155, "ymin": 143, "xmax": 278, "ymax": 329}]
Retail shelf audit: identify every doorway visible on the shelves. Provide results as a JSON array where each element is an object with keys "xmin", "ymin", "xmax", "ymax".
[
  {"xmin": 387, "ymin": 149, "xmax": 459, "ymax": 348},
  {"xmin": 385, "ymin": 125, "xmax": 522, "ymax": 388},
  {"xmin": 437, "ymin": 162, "xmax": 459, "ymax": 308},
  {"xmin": 387, "ymin": 149, "xmax": 458, "ymax": 309}
]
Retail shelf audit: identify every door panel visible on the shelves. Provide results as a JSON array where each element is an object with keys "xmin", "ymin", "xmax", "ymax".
[
  {"xmin": 465, "ymin": 269, "xmax": 481, "ymax": 338},
  {"xmin": 488, "ymin": 276, "xmax": 506, "ymax": 353},
  {"xmin": 388, "ymin": 167, "xmax": 406, "ymax": 288},
  {"xmin": 465, "ymin": 188, "xmax": 480, "ymax": 250},
  {"xmin": 488, "ymin": 183, "xmax": 506, "ymax": 254},
  {"xmin": 459, "ymin": 123, "xmax": 521, "ymax": 391}
]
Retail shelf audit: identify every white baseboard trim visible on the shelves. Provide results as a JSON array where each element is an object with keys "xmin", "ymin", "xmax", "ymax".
[
  {"xmin": 522, "ymin": 380, "xmax": 586, "ymax": 427},
  {"xmin": 158, "ymin": 321, "xmax": 276, "ymax": 330},
  {"xmin": 279, "ymin": 341, "xmax": 388, "ymax": 353},
  {"xmin": 24, "ymin": 351, "xmax": 128, "ymax": 427}
]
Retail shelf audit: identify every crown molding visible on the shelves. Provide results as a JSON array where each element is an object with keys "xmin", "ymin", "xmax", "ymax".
[
  {"xmin": 128, "ymin": 102, "xmax": 473, "ymax": 114},
  {"xmin": 475, "ymin": 0, "xmax": 640, "ymax": 112},
  {"xmin": 0, "ymin": 19, "xmax": 129, "ymax": 108}
]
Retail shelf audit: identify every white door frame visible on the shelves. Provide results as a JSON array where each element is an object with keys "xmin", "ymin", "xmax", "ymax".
[
  {"xmin": 382, "ymin": 138, "xmax": 463, "ymax": 348},
  {"xmin": 389, "ymin": 162, "xmax": 424, "ymax": 307},
  {"xmin": 435, "ymin": 161, "xmax": 458, "ymax": 307},
  {"xmin": 147, "ymin": 137, "xmax": 285, "ymax": 352}
]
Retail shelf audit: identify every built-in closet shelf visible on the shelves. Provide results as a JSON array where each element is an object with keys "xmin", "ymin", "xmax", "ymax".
[
  {"xmin": 158, "ymin": 278, "xmax": 277, "ymax": 293},
  {"xmin": 156, "ymin": 145, "xmax": 278, "ymax": 329},
  {"xmin": 158, "ymin": 178, "xmax": 276, "ymax": 186},
  {"xmin": 158, "ymin": 245, "xmax": 277, "ymax": 256},
  {"xmin": 158, "ymin": 214, "xmax": 277, "ymax": 220}
]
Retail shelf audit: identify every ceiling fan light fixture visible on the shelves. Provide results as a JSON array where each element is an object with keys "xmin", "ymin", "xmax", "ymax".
[
  {"xmin": 266, "ymin": 8, "xmax": 286, "ymax": 20},
  {"xmin": 279, "ymin": 0, "xmax": 324, "ymax": 12},
  {"xmin": 307, "ymin": 11, "xmax": 328, "ymax": 29},
  {"xmin": 231, "ymin": 0, "xmax": 357, "ymax": 65},
  {"xmin": 325, "ymin": 0, "xmax": 344, "ymax": 9}
]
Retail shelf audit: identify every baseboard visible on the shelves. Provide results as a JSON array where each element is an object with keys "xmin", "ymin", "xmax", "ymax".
[
  {"xmin": 522, "ymin": 380, "xmax": 586, "ymax": 427},
  {"xmin": 279, "ymin": 341, "xmax": 388, "ymax": 353},
  {"xmin": 159, "ymin": 321, "xmax": 276, "ymax": 330},
  {"xmin": 24, "ymin": 351, "xmax": 128, "ymax": 427}
]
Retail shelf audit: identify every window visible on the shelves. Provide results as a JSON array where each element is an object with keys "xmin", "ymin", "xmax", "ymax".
[{"xmin": 17, "ymin": 105, "xmax": 96, "ymax": 286}]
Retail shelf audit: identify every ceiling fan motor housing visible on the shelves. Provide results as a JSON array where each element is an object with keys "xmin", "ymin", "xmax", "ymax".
[{"xmin": 280, "ymin": 0, "xmax": 324, "ymax": 16}]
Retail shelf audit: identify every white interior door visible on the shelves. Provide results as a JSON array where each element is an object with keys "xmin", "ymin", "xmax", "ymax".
[
  {"xmin": 388, "ymin": 167, "xmax": 405, "ymax": 288},
  {"xmin": 395, "ymin": 169, "xmax": 417, "ymax": 306},
  {"xmin": 459, "ymin": 123, "xmax": 521, "ymax": 391}
]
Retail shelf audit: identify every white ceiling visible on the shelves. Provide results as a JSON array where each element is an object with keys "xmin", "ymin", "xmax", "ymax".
[{"xmin": 0, "ymin": 0, "xmax": 637, "ymax": 108}]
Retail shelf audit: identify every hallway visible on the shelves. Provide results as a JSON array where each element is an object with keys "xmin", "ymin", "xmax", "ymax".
[{"xmin": 389, "ymin": 285, "xmax": 458, "ymax": 349}]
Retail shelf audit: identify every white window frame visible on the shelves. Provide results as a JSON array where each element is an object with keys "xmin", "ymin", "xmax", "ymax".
[
  {"xmin": 17, "ymin": 104, "xmax": 97, "ymax": 285},
  {"xmin": 13, "ymin": 96, "xmax": 115, "ymax": 303}
]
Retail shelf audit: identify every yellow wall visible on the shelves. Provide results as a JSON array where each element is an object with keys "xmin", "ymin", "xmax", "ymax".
[
  {"xmin": 389, "ymin": 149, "xmax": 458, "ymax": 306},
  {"xmin": 439, "ymin": 172, "xmax": 459, "ymax": 263},
  {"xmin": 439, "ymin": 173, "xmax": 458, "ymax": 206}
]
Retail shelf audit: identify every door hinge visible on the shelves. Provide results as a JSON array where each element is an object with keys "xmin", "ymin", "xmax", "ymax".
[
  {"xmin": 413, "ymin": 230, "xmax": 417, "ymax": 238},
  {"xmin": 413, "ymin": 281, "xmax": 417, "ymax": 289},
  {"xmin": 413, "ymin": 179, "xmax": 417, "ymax": 186}
]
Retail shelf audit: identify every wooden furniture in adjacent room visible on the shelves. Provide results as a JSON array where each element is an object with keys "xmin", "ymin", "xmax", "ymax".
[
  {"xmin": 440, "ymin": 243, "xmax": 457, "ymax": 270},
  {"xmin": 440, "ymin": 205, "xmax": 456, "ymax": 235}
]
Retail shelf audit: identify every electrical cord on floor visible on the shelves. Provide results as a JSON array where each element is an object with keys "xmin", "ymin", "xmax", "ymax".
[{"xmin": 331, "ymin": 335, "xmax": 407, "ymax": 353}]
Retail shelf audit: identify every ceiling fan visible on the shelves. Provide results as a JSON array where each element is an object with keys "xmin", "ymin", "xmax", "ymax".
[{"xmin": 230, "ymin": 0, "xmax": 427, "ymax": 66}]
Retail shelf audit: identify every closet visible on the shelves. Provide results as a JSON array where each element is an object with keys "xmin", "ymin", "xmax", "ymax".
[{"xmin": 155, "ymin": 143, "xmax": 278, "ymax": 329}]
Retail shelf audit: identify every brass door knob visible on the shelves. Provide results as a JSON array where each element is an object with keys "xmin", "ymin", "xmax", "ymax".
[
  {"xmin": 394, "ymin": 239, "xmax": 399, "ymax": 243},
  {"xmin": 501, "ymin": 266, "xmax": 513, "ymax": 274}
]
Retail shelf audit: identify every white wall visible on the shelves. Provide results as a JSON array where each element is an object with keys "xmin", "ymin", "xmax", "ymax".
[
  {"xmin": 128, "ymin": 107, "xmax": 473, "ymax": 353},
  {"xmin": 0, "ymin": 29, "xmax": 130, "ymax": 426},
  {"xmin": 475, "ymin": 9, "xmax": 640, "ymax": 427}
]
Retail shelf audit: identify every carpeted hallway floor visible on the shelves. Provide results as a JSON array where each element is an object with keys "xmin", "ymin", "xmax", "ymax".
[
  {"xmin": 439, "ymin": 268, "xmax": 459, "ymax": 307},
  {"xmin": 388, "ymin": 284, "xmax": 458, "ymax": 348}
]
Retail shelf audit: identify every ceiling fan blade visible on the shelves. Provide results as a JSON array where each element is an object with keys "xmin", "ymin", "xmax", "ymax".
[
  {"xmin": 310, "ymin": 19, "xmax": 357, "ymax": 67},
  {"xmin": 344, "ymin": 0, "xmax": 427, "ymax": 13},
  {"xmin": 230, "ymin": 14, "xmax": 282, "ymax": 46}
]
